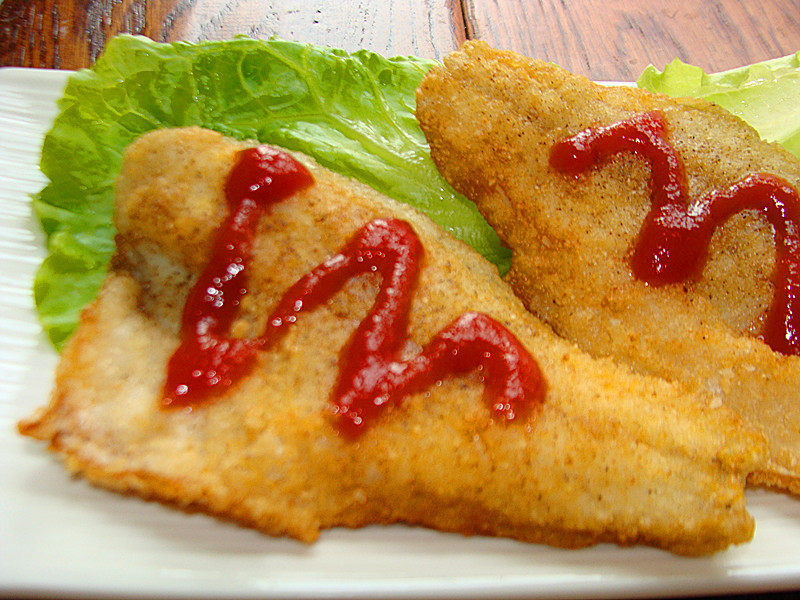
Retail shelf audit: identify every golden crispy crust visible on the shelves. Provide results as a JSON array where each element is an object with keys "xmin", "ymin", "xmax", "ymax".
[
  {"xmin": 415, "ymin": 41, "xmax": 800, "ymax": 494},
  {"xmin": 20, "ymin": 126, "xmax": 764, "ymax": 555}
]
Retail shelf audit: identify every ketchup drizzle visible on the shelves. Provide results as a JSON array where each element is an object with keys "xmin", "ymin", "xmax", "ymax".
[
  {"xmin": 163, "ymin": 146, "xmax": 314, "ymax": 408},
  {"xmin": 550, "ymin": 110, "xmax": 800, "ymax": 355},
  {"xmin": 163, "ymin": 146, "xmax": 545, "ymax": 437}
]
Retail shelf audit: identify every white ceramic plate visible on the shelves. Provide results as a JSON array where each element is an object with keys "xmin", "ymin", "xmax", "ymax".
[{"xmin": 2, "ymin": 67, "xmax": 800, "ymax": 600}]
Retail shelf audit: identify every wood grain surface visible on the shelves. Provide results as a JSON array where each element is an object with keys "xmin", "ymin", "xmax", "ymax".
[
  {"xmin": 0, "ymin": 0, "xmax": 465, "ymax": 68},
  {"xmin": 2, "ymin": 0, "xmax": 799, "ymax": 77},
  {"xmin": 465, "ymin": 0, "xmax": 800, "ymax": 80}
]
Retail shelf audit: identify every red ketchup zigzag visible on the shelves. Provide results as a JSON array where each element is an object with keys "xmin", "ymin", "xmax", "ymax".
[
  {"xmin": 162, "ymin": 146, "xmax": 545, "ymax": 437},
  {"xmin": 550, "ymin": 110, "xmax": 800, "ymax": 356}
]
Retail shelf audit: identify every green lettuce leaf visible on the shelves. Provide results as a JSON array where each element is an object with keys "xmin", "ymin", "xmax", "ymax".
[
  {"xmin": 34, "ymin": 35, "xmax": 510, "ymax": 350},
  {"xmin": 637, "ymin": 52, "xmax": 800, "ymax": 159}
]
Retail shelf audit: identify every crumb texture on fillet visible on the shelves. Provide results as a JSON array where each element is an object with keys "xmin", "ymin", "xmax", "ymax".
[
  {"xmin": 416, "ymin": 41, "xmax": 800, "ymax": 494},
  {"xmin": 20, "ymin": 126, "xmax": 764, "ymax": 555}
]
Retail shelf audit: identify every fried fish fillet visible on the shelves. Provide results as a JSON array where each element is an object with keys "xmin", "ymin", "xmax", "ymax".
[
  {"xmin": 415, "ymin": 41, "xmax": 800, "ymax": 494},
  {"xmin": 19, "ymin": 127, "xmax": 764, "ymax": 555}
]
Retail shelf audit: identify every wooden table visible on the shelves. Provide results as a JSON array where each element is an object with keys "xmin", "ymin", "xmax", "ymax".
[
  {"xmin": 1, "ymin": 2, "xmax": 800, "ymax": 600},
  {"xmin": 1, "ymin": 0, "xmax": 799, "ymax": 79}
]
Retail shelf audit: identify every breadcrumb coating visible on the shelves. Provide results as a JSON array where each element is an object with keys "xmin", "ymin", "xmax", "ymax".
[
  {"xmin": 416, "ymin": 41, "xmax": 800, "ymax": 493},
  {"xmin": 20, "ymin": 127, "xmax": 763, "ymax": 554}
]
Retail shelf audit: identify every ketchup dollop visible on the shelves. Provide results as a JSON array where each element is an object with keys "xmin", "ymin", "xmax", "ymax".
[
  {"xmin": 550, "ymin": 110, "xmax": 800, "ymax": 356},
  {"xmin": 163, "ymin": 146, "xmax": 545, "ymax": 437}
]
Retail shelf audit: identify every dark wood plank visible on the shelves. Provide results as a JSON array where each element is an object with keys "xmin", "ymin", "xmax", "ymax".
[
  {"xmin": 464, "ymin": 0, "xmax": 800, "ymax": 81},
  {"xmin": 0, "ymin": 0, "xmax": 465, "ymax": 70},
  {"xmin": 159, "ymin": 0, "xmax": 465, "ymax": 59}
]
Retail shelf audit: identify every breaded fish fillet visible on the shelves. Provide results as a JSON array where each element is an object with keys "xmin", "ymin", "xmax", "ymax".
[
  {"xmin": 19, "ymin": 127, "xmax": 763, "ymax": 555},
  {"xmin": 415, "ymin": 41, "xmax": 800, "ymax": 493}
]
